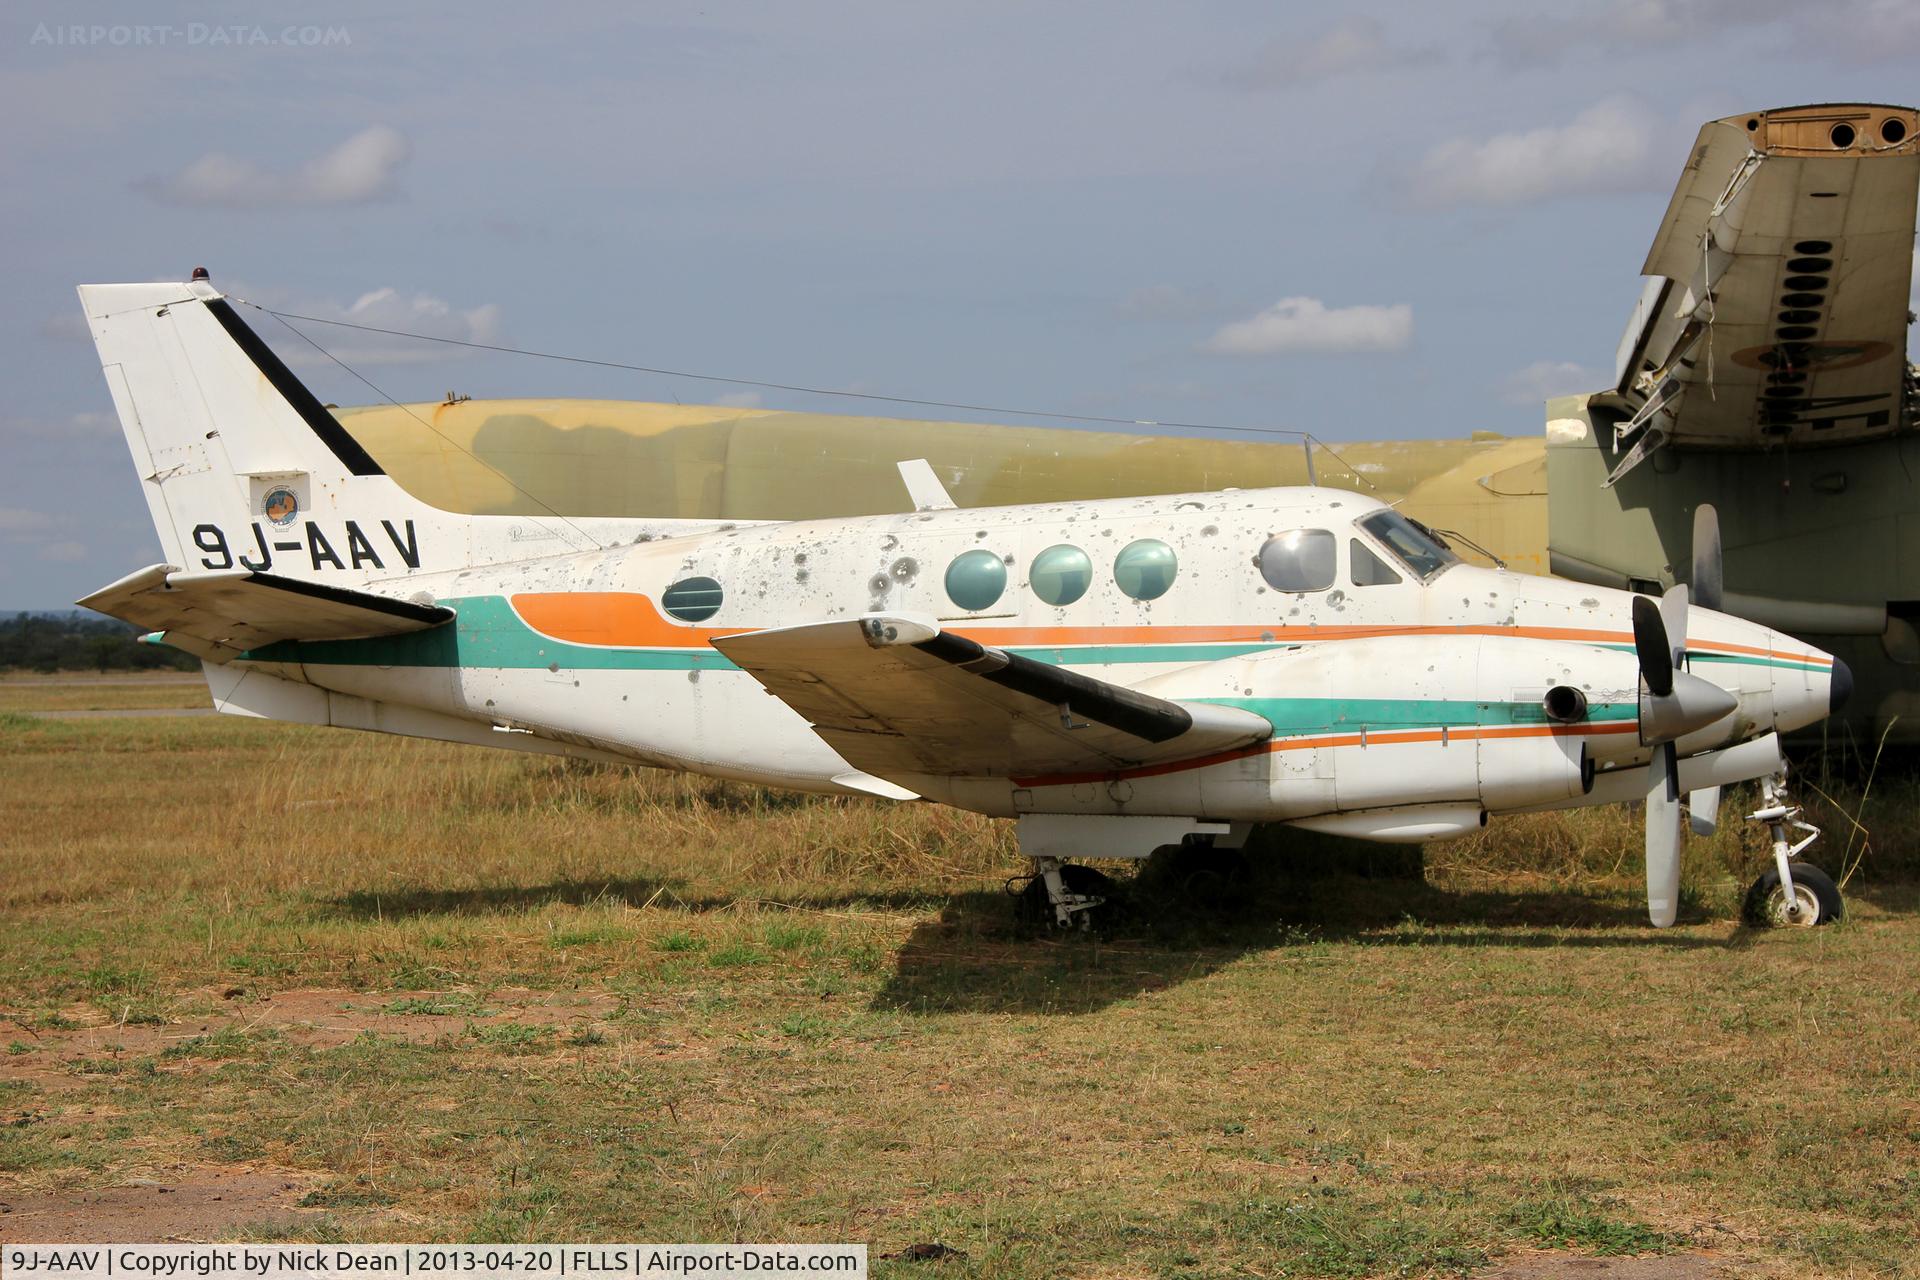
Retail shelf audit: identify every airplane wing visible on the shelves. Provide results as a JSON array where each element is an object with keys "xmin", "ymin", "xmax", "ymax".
[
  {"xmin": 1603, "ymin": 103, "xmax": 1919, "ymax": 483},
  {"xmin": 79, "ymin": 563, "xmax": 453, "ymax": 661},
  {"xmin": 713, "ymin": 616, "xmax": 1272, "ymax": 782}
]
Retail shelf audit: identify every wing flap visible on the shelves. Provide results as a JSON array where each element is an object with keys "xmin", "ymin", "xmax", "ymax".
[
  {"xmin": 79, "ymin": 564, "xmax": 452, "ymax": 660},
  {"xmin": 713, "ymin": 615, "xmax": 1271, "ymax": 782}
]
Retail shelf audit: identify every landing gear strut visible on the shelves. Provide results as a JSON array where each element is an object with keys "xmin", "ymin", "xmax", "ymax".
[
  {"xmin": 1013, "ymin": 858, "xmax": 1115, "ymax": 930},
  {"xmin": 1741, "ymin": 772, "xmax": 1843, "ymax": 927}
]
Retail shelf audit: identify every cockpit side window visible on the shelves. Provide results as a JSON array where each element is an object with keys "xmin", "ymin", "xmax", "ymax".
[
  {"xmin": 1257, "ymin": 529, "xmax": 1336, "ymax": 593},
  {"xmin": 1356, "ymin": 509, "xmax": 1459, "ymax": 582},
  {"xmin": 1349, "ymin": 539, "xmax": 1402, "ymax": 587}
]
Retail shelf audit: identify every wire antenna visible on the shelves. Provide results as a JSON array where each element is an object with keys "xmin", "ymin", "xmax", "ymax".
[{"xmin": 234, "ymin": 299, "xmax": 1383, "ymax": 492}]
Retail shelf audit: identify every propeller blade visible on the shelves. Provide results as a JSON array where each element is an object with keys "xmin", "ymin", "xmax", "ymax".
[
  {"xmin": 1692, "ymin": 505, "xmax": 1723, "ymax": 613},
  {"xmin": 1660, "ymin": 584, "xmax": 1689, "ymax": 671},
  {"xmin": 1647, "ymin": 742, "xmax": 1683, "ymax": 927},
  {"xmin": 1687, "ymin": 784, "xmax": 1721, "ymax": 838},
  {"xmin": 1632, "ymin": 596, "xmax": 1674, "ymax": 697}
]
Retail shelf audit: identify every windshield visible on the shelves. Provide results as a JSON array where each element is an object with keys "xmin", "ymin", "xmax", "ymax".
[{"xmin": 1356, "ymin": 509, "xmax": 1460, "ymax": 582}]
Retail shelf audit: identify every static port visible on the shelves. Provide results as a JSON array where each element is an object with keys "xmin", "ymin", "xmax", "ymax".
[
  {"xmin": 1830, "ymin": 122, "xmax": 1857, "ymax": 148},
  {"xmin": 1883, "ymin": 118, "xmax": 1908, "ymax": 145}
]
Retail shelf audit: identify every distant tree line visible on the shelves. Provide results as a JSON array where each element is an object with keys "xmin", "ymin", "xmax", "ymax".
[{"xmin": 0, "ymin": 612, "xmax": 198, "ymax": 673}]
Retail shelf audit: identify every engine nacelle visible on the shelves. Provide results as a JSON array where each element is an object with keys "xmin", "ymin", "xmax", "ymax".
[
  {"xmin": 1477, "ymin": 728, "xmax": 1592, "ymax": 810},
  {"xmin": 1134, "ymin": 632, "xmax": 1635, "ymax": 828}
]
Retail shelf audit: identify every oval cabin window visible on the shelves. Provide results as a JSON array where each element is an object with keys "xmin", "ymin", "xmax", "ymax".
[
  {"xmin": 661, "ymin": 576, "xmax": 724, "ymax": 622},
  {"xmin": 1257, "ymin": 529, "xmax": 1336, "ymax": 592},
  {"xmin": 1029, "ymin": 543, "xmax": 1092, "ymax": 606},
  {"xmin": 1114, "ymin": 539, "xmax": 1177, "ymax": 601},
  {"xmin": 945, "ymin": 549, "xmax": 1008, "ymax": 611}
]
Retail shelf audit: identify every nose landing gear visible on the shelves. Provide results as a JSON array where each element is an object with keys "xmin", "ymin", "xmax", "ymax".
[
  {"xmin": 1740, "ymin": 773, "xmax": 1842, "ymax": 927},
  {"xmin": 1012, "ymin": 857, "xmax": 1117, "ymax": 930}
]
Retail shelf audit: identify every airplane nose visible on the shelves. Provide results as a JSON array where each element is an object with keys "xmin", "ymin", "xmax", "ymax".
[{"xmin": 1830, "ymin": 656, "xmax": 1852, "ymax": 714}]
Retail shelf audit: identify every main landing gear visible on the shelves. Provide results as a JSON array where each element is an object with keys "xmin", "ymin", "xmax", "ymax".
[{"xmin": 1741, "ymin": 773, "xmax": 1843, "ymax": 927}]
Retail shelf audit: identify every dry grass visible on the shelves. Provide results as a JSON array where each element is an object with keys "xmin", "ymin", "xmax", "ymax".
[
  {"xmin": 0, "ymin": 673, "xmax": 211, "ymax": 713},
  {"xmin": 1, "ymin": 714, "xmax": 1916, "ymax": 1277}
]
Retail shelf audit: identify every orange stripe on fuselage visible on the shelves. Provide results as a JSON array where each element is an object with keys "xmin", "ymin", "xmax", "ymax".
[
  {"xmin": 506, "ymin": 591, "xmax": 1829, "ymax": 667},
  {"xmin": 1009, "ymin": 720, "xmax": 1642, "ymax": 789}
]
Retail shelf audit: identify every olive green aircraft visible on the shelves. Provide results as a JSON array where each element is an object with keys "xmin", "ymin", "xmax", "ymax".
[{"xmin": 311, "ymin": 102, "xmax": 1913, "ymax": 747}]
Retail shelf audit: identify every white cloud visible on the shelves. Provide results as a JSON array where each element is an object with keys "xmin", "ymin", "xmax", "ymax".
[
  {"xmin": 1203, "ymin": 297, "xmax": 1412, "ymax": 355},
  {"xmin": 39, "ymin": 312, "xmax": 91, "ymax": 344},
  {"xmin": 39, "ymin": 540, "xmax": 86, "ymax": 563},
  {"xmin": 0, "ymin": 506, "xmax": 52, "ymax": 534},
  {"xmin": 137, "ymin": 125, "xmax": 412, "ymax": 208},
  {"xmin": 0, "ymin": 500, "xmax": 102, "ymax": 567},
  {"xmin": 1487, "ymin": 0, "xmax": 1920, "ymax": 66},
  {"xmin": 7, "ymin": 412, "xmax": 119, "ymax": 440},
  {"xmin": 250, "ymin": 286, "xmax": 505, "ymax": 367},
  {"xmin": 1500, "ymin": 360, "xmax": 1606, "ymax": 405},
  {"xmin": 1223, "ymin": 17, "xmax": 1439, "ymax": 86},
  {"xmin": 1410, "ymin": 98, "xmax": 1667, "ymax": 207}
]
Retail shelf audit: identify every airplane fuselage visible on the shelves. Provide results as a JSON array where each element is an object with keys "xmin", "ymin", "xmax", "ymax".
[{"xmin": 224, "ymin": 485, "xmax": 1839, "ymax": 839}]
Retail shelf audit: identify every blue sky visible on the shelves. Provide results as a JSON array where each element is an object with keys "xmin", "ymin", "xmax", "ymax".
[{"xmin": 3, "ymin": 1, "xmax": 1916, "ymax": 606}]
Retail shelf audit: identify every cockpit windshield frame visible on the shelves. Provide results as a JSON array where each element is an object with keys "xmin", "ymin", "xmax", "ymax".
[{"xmin": 1354, "ymin": 509, "xmax": 1460, "ymax": 583}]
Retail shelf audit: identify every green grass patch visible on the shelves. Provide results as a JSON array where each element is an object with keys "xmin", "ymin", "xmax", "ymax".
[
  {"xmin": 470, "ymin": 1022, "xmax": 548, "ymax": 1051},
  {"xmin": 548, "ymin": 920, "xmax": 634, "ymax": 948},
  {"xmin": 761, "ymin": 919, "xmax": 827, "ymax": 952},
  {"xmin": 1499, "ymin": 1194, "xmax": 1671, "ymax": 1255},
  {"xmin": 1211, "ymin": 1192, "xmax": 1488, "ymax": 1277},
  {"xmin": 161, "ymin": 1026, "xmax": 279, "ymax": 1060},
  {"xmin": 298, "ymin": 1180, "xmax": 397, "ymax": 1209},
  {"xmin": 385, "ymin": 994, "xmax": 493, "ymax": 1017},
  {"xmin": 706, "ymin": 942, "xmax": 768, "ymax": 968}
]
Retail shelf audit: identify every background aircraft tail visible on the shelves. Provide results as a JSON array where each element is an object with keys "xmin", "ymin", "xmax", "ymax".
[{"xmin": 76, "ymin": 276, "xmax": 659, "ymax": 587}]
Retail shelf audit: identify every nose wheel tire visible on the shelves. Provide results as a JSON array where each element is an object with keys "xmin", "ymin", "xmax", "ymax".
[{"xmin": 1742, "ymin": 861, "xmax": 1842, "ymax": 927}]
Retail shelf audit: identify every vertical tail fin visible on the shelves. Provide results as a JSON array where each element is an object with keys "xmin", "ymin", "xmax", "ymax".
[
  {"xmin": 80, "ymin": 276, "xmax": 737, "ymax": 591},
  {"xmin": 78, "ymin": 277, "xmax": 474, "ymax": 584}
]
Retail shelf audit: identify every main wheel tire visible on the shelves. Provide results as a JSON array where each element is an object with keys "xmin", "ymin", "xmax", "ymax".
[
  {"xmin": 1742, "ymin": 862, "xmax": 1843, "ymax": 927},
  {"xmin": 1174, "ymin": 845, "xmax": 1251, "ymax": 909},
  {"xmin": 1015, "ymin": 864, "xmax": 1118, "ymax": 929}
]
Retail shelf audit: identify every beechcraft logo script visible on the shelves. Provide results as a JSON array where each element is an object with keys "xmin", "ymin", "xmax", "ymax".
[{"xmin": 192, "ymin": 519, "xmax": 421, "ymax": 573}]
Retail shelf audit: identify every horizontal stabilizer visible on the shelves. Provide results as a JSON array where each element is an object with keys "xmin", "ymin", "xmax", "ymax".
[
  {"xmin": 714, "ymin": 615, "xmax": 1272, "ymax": 784},
  {"xmin": 79, "ymin": 563, "xmax": 452, "ymax": 661}
]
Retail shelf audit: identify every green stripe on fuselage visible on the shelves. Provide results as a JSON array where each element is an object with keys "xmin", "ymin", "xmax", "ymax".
[{"xmin": 1194, "ymin": 696, "xmax": 1637, "ymax": 735}]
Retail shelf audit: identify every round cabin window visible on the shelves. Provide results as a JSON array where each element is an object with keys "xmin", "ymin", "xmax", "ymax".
[
  {"xmin": 1029, "ymin": 543, "xmax": 1092, "ymax": 606},
  {"xmin": 661, "ymin": 576, "xmax": 724, "ymax": 622},
  {"xmin": 1113, "ymin": 538, "xmax": 1177, "ymax": 601},
  {"xmin": 945, "ymin": 549, "xmax": 1008, "ymax": 611}
]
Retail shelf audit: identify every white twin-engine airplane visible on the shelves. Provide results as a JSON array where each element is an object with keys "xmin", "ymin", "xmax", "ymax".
[{"xmin": 77, "ymin": 277, "xmax": 1851, "ymax": 930}]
